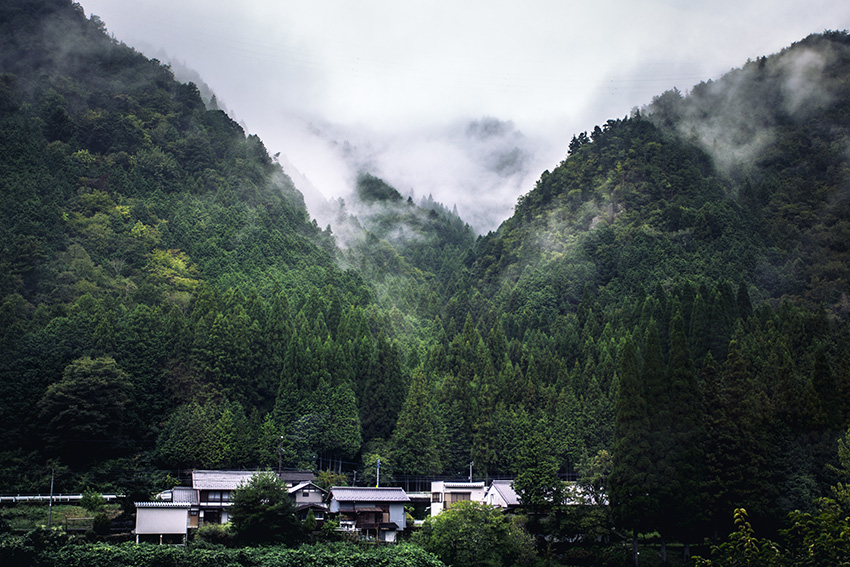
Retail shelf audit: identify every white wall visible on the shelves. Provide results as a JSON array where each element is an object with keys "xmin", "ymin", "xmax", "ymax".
[{"xmin": 135, "ymin": 507, "xmax": 189, "ymax": 535}]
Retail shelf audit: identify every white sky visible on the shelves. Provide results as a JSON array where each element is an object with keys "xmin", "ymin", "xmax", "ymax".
[{"xmin": 79, "ymin": 0, "xmax": 850, "ymax": 231}]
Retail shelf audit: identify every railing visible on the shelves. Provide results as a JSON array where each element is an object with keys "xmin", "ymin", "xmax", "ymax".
[{"xmin": 0, "ymin": 494, "xmax": 122, "ymax": 504}]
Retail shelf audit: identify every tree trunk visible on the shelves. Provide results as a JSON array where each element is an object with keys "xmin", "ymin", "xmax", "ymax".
[
  {"xmin": 660, "ymin": 536, "xmax": 666, "ymax": 565},
  {"xmin": 632, "ymin": 530, "xmax": 639, "ymax": 567},
  {"xmin": 683, "ymin": 542, "xmax": 690, "ymax": 563}
]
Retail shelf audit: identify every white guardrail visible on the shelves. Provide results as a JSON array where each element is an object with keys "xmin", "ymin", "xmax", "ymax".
[{"xmin": 0, "ymin": 494, "xmax": 122, "ymax": 503}]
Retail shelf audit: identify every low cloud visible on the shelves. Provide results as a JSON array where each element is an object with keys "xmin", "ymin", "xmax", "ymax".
[{"xmin": 274, "ymin": 113, "xmax": 550, "ymax": 234}]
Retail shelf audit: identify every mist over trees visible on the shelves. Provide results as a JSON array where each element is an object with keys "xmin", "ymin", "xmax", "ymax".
[{"xmin": 3, "ymin": 0, "xmax": 850, "ymax": 563}]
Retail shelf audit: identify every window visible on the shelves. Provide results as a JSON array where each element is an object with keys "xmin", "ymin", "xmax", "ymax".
[
  {"xmin": 203, "ymin": 491, "xmax": 230, "ymax": 503},
  {"xmin": 432, "ymin": 493, "xmax": 442, "ymax": 503},
  {"xmin": 447, "ymin": 492, "xmax": 471, "ymax": 509}
]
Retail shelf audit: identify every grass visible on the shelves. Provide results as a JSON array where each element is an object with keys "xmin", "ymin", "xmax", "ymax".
[{"xmin": 1, "ymin": 503, "xmax": 119, "ymax": 531}]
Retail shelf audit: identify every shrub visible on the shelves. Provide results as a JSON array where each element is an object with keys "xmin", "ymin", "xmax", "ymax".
[{"xmin": 194, "ymin": 522, "xmax": 234, "ymax": 546}]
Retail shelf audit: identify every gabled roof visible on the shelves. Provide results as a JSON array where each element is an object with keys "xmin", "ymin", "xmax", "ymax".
[
  {"xmin": 488, "ymin": 479, "xmax": 520, "ymax": 507},
  {"xmin": 295, "ymin": 502, "xmax": 328, "ymax": 512},
  {"xmin": 289, "ymin": 481, "xmax": 327, "ymax": 495},
  {"xmin": 192, "ymin": 470, "xmax": 265, "ymax": 490},
  {"xmin": 171, "ymin": 486, "xmax": 199, "ymax": 504},
  {"xmin": 329, "ymin": 487, "xmax": 410, "ymax": 503},
  {"xmin": 279, "ymin": 470, "xmax": 315, "ymax": 484},
  {"xmin": 443, "ymin": 481, "xmax": 485, "ymax": 489}
]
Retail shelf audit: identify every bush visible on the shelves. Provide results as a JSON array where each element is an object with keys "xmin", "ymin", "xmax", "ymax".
[
  {"xmin": 194, "ymin": 522, "xmax": 234, "ymax": 546},
  {"xmin": 414, "ymin": 501, "xmax": 537, "ymax": 567}
]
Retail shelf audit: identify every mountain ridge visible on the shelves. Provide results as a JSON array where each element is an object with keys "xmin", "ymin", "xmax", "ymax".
[{"xmin": 2, "ymin": 0, "xmax": 850, "ymax": 545}]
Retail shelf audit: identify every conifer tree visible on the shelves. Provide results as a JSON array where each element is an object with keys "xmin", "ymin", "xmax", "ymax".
[
  {"xmin": 662, "ymin": 309, "xmax": 705, "ymax": 551},
  {"xmin": 392, "ymin": 368, "xmax": 442, "ymax": 475},
  {"xmin": 610, "ymin": 336, "xmax": 653, "ymax": 565},
  {"xmin": 641, "ymin": 320, "xmax": 668, "ymax": 555},
  {"xmin": 704, "ymin": 333, "xmax": 776, "ymax": 534}
]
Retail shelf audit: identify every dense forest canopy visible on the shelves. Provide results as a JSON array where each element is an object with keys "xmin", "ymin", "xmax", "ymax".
[{"xmin": 3, "ymin": 0, "xmax": 850, "ymax": 553}]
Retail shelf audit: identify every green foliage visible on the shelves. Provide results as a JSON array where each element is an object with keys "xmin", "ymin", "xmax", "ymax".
[
  {"xmin": 194, "ymin": 522, "xmax": 235, "ymax": 546},
  {"xmin": 391, "ymin": 367, "xmax": 442, "ymax": 475},
  {"xmin": 1, "ymin": 538, "xmax": 446, "ymax": 567},
  {"xmin": 91, "ymin": 512, "xmax": 111, "ymax": 537},
  {"xmin": 229, "ymin": 471, "xmax": 302, "ymax": 546},
  {"xmin": 315, "ymin": 469, "xmax": 348, "ymax": 490},
  {"xmin": 80, "ymin": 488, "xmax": 106, "ymax": 514},
  {"xmin": 3, "ymin": 3, "xmax": 850, "ymax": 558},
  {"xmin": 303, "ymin": 508, "xmax": 317, "ymax": 532},
  {"xmin": 414, "ymin": 501, "xmax": 537, "ymax": 567},
  {"xmin": 38, "ymin": 356, "xmax": 133, "ymax": 463},
  {"xmin": 695, "ymin": 508, "xmax": 782, "ymax": 567}
]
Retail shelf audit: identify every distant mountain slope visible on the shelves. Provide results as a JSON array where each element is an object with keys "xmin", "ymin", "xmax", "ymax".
[
  {"xmin": 0, "ymin": 0, "xmax": 378, "ymax": 479},
  {"xmin": 0, "ymin": 0, "xmax": 338, "ymax": 303},
  {"xmin": 471, "ymin": 31, "xmax": 850, "ymax": 314}
]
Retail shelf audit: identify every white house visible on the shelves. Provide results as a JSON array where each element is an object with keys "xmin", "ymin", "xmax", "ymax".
[
  {"xmin": 429, "ymin": 481, "xmax": 487, "ymax": 516},
  {"xmin": 134, "ymin": 469, "xmax": 315, "ymax": 541},
  {"xmin": 289, "ymin": 481, "xmax": 328, "ymax": 525},
  {"xmin": 483, "ymin": 479, "xmax": 520, "ymax": 511}
]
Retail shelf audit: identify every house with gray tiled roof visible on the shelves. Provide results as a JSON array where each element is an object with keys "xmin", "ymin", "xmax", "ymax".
[
  {"xmin": 327, "ymin": 486, "xmax": 410, "ymax": 542},
  {"xmin": 133, "ymin": 469, "xmax": 315, "ymax": 542},
  {"xmin": 289, "ymin": 481, "xmax": 328, "ymax": 526},
  {"xmin": 483, "ymin": 479, "xmax": 520, "ymax": 511}
]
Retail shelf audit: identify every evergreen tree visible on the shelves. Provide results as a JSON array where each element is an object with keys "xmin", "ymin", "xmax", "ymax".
[
  {"xmin": 662, "ymin": 309, "xmax": 705, "ymax": 551},
  {"xmin": 610, "ymin": 336, "xmax": 653, "ymax": 565},
  {"xmin": 392, "ymin": 368, "xmax": 442, "ymax": 475},
  {"xmin": 704, "ymin": 334, "xmax": 777, "ymax": 534},
  {"xmin": 641, "ymin": 319, "xmax": 667, "ymax": 539}
]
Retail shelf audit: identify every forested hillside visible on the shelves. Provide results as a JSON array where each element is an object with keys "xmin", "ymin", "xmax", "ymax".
[
  {"xmin": 3, "ymin": 0, "xmax": 850, "ymax": 554},
  {"xmin": 463, "ymin": 30, "xmax": 850, "ymax": 541}
]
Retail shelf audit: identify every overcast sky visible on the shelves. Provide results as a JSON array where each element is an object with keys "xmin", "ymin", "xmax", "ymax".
[{"xmin": 79, "ymin": 0, "xmax": 850, "ymax": 231}]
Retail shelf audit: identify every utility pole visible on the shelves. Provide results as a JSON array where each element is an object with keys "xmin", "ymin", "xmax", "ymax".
[
  {"xmin": 469, "ymin": 461, "xmax": 473, "ymax": 482},
  {"xmin": 376, "ymin": 458, "xmax": 381, "ymax": 487},
  {"xmin": 47, "ymin": 466, "xmax": 55, "ymax": 528},
  {"xmin": 278, "ymin": 435, "xmax": 284, "ymax": 475}
]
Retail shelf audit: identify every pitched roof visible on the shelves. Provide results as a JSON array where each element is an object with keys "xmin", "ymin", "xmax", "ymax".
[
  {"xmin": 171, "ymin": 487, "xmax": 199, "ymax": 504},
  {"xmin": 329, "ymin": 487, "xmax": 410, "ymax": 503},
  {"xmin": 289, "ymin": 481, "xmax": 327, "ymax": 494},
  {"xmin": 444, "ymin": 482, "xmax": 485, "ymax": 489},
  {"xmin": 279, "ymin": 470, "xmax": 315, "ymax": 483},
  {"xmin": 192, "ymin": 470, "xmax": 265, "ymax": 490},
  {"xmin": 489, "ymin": 479, "xmax": 520, "ymax": 506}
]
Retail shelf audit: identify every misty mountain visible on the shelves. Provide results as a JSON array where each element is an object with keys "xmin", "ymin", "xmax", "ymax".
[
  {"xmin": 4, "ymin": 0, "xmax": 850, "ymax": 551},
  {"xmin": 471, "ymin": 31, "xmax": 850, "ymax": 315},
  {"xmin": 278, "ymin": 113, "xmax": 543, "ymax": 234}
]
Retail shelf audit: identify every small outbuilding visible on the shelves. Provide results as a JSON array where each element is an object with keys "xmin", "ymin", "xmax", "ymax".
[{"xmin": 134, "ymin": 501, "xmax": 191, "ymax": 544}]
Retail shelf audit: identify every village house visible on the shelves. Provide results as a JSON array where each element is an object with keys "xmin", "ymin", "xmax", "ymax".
[
  {"xmin": 134, "ymin": 469, "xmax": 315, "ymax": 543},
  {"xmin": 327, "ymin": 486, "xmax": 410, "ymax": 542},
  {"xmin": 289, "ymin": 481, "xmax": 328, "ymax": 526},
  {"xmin": 483, "ymin": 479, "xmax": 520, "ymax": 511},
  {"xmin": 429, "ymin": 481, "xmax": 486, "ymax": 516}
]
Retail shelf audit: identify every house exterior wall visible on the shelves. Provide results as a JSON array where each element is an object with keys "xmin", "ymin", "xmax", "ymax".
[
  {"xmin": 388, "ymin": 502, "xmax": 406, "ymax": 529},
  {"xmin": 430, "ymin": 481, "xmax": 486, "ymax": 516},
  {"xmin": 135, "ymin": 507, "xmax": 189, "ymax": 535},
  {"xmin": 294, "ymin": 488, "xmax": 324, "ymax": 505}
]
